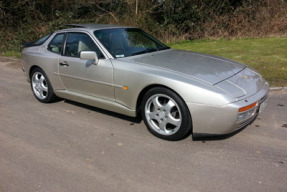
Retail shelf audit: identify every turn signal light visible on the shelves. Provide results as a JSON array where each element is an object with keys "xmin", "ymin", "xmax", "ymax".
[{"xmin": 238, "ymin": 102, "xmax": 258, "ymax": 112}]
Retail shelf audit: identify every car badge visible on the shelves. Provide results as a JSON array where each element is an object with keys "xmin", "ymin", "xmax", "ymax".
[{"xmin": 243, "ymin": 75, "xmax": 250, "ymax": 79}]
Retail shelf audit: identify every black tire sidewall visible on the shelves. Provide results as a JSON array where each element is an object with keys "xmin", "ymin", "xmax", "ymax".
[{"xmin": 141, "ymin": 87, "xmax": 192, "ymax": 141}]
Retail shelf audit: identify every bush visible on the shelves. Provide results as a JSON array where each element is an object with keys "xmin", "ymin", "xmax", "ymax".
[{"xmin": 0, "ymin": 0, "xmax": 286, "ymax": 53}]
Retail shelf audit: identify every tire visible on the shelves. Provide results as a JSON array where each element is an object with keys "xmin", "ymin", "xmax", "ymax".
[
  {"xmin": 141, "ymin": 87, "xmax": 192, "ymax": 141},
  {"xmin": 30, "ymin": 68, "xmax": 58, "ymax": 103}
]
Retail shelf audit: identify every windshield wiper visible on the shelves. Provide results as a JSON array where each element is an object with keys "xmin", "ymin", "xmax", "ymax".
[
  {"xmin": 132, "ymin": 46, "xmax": 170, "ymax": 56},
  {"xmin": 133, "ymin": 47, "xmax": 171, "ymax": 56},
  {"xmin": 132, "ymin": 48, "xmax": 156, "ymax": 56},
  {"xmin": 159, "ymin": 47, "xmax": 170, "ymax": 51}
]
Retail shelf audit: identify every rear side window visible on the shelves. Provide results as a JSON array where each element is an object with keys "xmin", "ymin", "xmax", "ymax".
[{"xmin": 48, "ymin": 33, "xmax": 65, "ymax": 54}]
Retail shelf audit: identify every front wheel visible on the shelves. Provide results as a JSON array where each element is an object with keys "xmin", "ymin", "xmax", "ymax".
[
  {"xmin": 141, "ymin": 87, "xmax": 192, "ymax": 141},
  {"xmin": 30, "ymin": 68, "xmax": 58, "ymax": 103}
]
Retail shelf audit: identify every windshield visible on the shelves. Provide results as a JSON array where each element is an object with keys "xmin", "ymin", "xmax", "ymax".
[{"xmin": 94, "ymin": 28, "xmax": 169, "ymax": 58}]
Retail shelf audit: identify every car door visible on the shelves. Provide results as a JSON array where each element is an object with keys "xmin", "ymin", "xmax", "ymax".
[{"xmin": 58, "ymin": 32, "xmax": 114, "ymax": 101}]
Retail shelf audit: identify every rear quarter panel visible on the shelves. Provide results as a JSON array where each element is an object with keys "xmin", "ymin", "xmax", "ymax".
[{"xmin": 22, "ymin": 46, "xmax": 64, "ymax": 90}]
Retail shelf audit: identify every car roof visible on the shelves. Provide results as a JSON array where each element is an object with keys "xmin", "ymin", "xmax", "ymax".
[
  {"xmin": 66, "ymin": 23, "xmax": 129, "ymax": 29},
  {"xmin": 54, "ymin": 23, "xmax": 133, "ymax": 33}
]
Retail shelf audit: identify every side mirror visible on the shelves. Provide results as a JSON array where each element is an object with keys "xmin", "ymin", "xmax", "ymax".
[{"xmin": 80, "ymin": 51, "xmax": 99, "ymax": 65}]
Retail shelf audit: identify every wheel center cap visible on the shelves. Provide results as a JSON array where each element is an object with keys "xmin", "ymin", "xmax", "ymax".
[{"xmin": 159, "ymin": 111, "xmax": 165, "ymax": 119}]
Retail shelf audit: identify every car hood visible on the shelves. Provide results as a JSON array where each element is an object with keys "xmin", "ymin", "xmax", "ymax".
[{"xmin": 125, "ymin": 49, "xmax": 245, "ymax": 85}]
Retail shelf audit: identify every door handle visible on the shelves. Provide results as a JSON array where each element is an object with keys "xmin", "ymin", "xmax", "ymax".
[{"xmin": 59, "ymin": 61, "xmax": 69, "ymax": 66}]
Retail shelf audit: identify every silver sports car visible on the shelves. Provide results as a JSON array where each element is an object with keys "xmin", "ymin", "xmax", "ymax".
[{"xmin": 22, "ymin": 24, "xmax": 269, "ymax": 140}]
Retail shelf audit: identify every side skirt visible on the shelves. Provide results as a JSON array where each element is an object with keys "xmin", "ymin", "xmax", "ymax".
[{"xmin": 55, "ymin": 90, "xmax": 137, "ymax": 117}]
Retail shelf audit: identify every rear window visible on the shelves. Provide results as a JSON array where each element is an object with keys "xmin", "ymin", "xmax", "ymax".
[
  {"xmin": 34, "ymin": 34, "xmax": 51, "ymax": 45},
  {"xmin": 22, "ymin": 34, "xmax": 51, "ymax": 48}
]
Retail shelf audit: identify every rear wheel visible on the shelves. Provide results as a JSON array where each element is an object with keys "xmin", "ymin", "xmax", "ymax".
[
  {"xmin": 30, "ymin": 68, "xmax": 58, "ymax": 103},
  {"xmin": 141, "ymin": 87, "xmax": 192, "ymax": 141}
]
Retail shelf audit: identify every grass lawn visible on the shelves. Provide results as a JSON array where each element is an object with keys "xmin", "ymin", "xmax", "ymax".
[
  {"xmin": 0, "ymin": 51, "xmax": 21, "ymax": 58},
  {"xmin": 168, "ymin": 38, "xmax": 287, "ymax": 87}
]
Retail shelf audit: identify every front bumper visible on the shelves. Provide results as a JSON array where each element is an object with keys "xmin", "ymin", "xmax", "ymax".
[
  {"xmin": 187, "ymin": 84, "xmax": 269, "ymax": 136},
  {"xmin": 236, "ymin": 94, "xmax": 267, "ymax": 130}
]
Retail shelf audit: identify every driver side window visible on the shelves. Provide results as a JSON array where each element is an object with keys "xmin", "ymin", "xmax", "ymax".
[{"xmin": 64, "ymin": 33, "xmax": 104, "ymax": 59}]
